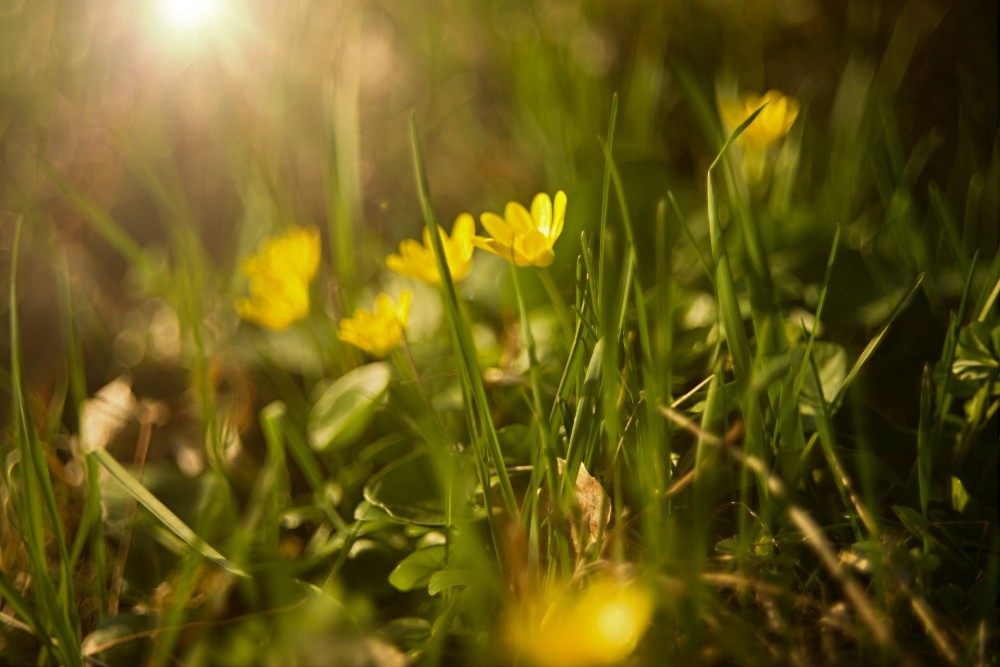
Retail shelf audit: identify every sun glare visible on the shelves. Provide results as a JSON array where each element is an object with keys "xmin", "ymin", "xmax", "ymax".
[{"xmin": 159, "ymin": 0, "xmax": 221, "ymax": 31}]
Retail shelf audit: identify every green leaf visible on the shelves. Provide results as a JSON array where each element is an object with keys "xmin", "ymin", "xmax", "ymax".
[
  {"xmin": 353, "ymin": 499, "xmax": 395, "ymax": 523},
  {"xmin": 428, "ymin": 568, "xmax": 472, "ymax": 596},
  {"xmin": 798, "ymin": 342, "xmax": 848, "ymax": 416},
  {"xmin": 364, "ymin": 452, "xmax": 465, "ymax": 526},
  {"xmin": 308, "ymin": 362, "xmax": 392, "ymax": 451},
  {"xmin": 388, "ymin": 545, "xmax": 447, "ymax": 592},
  {"xmin": 951, "ymin": 321, "xmax": 999, "ymax": 385},
  {"xmin": 377, "ymin": 617, "xmax": 432, "ymax": 650},
  {"xmin": 949, "ymin": 476, "xmax": 971, "ymax": 513}
]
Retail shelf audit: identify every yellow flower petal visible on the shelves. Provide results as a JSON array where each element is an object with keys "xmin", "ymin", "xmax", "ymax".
[
  {"xmin": 477, "ymin": 191, "xmax": 566, "ymax": 268},
  {"xmin": 504, "ymin": 201, "xmax": 534, "ymax": 234},
  {"xmin": 514, "ymin": 229, "xmax": 554, "ymax": 267},
  {"xmin": 719, "ymin": 89, "xmax": 799, "ymax": 148},
  {"xmin": 480, "ymin": 211, "xmax": 513, "ymax": 245},
  {"xmin": 552, "ymin": 190, "xmax": 567, "ymax": 241},
  {"xmin": 336, "ymin": 290, "xmax": 412, "ymax": 357},
  {"xmin": 509, "ymin": 576, "xmax": 654, "ymax": 667},
  {"xmin": 531, "ymin": 192, "xmax": 553, "ymax": 237},
  {"xmin": 387, "ymin": 215, "xmax": 476, "ymax": 285},
  {"xmin": 237, "ymin": 226, "xmax": 320, "ymax": 330}
]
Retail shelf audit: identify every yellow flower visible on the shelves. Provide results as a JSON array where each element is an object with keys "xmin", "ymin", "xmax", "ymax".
[
  {"xmin": 337, "ymin": 290, "xmax": 412, "ymax": 357},
  {"xmin": 473, "ymin": 191, "xmax": 566, "ymax": 268},
  {"xmin": 237, "ymin": 226, "xmax": 321, "ymax": 330},
  {"xmin": 719, "ymin": 89, "xmax": 800, "ymax": 148},
  {"xmin": 508, "ymin": 575, "xmax": 654, "ymax": 667},
  {"xmin": 386, "ymin": 213, "xmax": 475, "ymax": 285}
]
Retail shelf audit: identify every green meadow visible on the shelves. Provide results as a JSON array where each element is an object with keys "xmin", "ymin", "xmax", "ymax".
[{"xmin": 1, "ymin": 1, "xmax": 996, "ymax": 665}]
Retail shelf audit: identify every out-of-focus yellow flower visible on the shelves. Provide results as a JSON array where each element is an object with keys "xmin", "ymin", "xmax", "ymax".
[
  {"xmin": 719, "ymin": 89, "xmax": 800, "ymax": 148},
  {"xmin": 386, "ymin": 214, "xmax": 475, "ymax": 285},
  {"xmin": 337, "ymin": 290, "xmax": 412, "ymax": 357},
  {"xmin": 237, "ymin": 226, "xmax": 321, "ymax": 330},
  {"xmin": 508, "ymin": 575, "xmax": 654, "ymax": 667},
  {"xmin": 473, "ymin": 191, "xmax": 566, "ymax": 268}
]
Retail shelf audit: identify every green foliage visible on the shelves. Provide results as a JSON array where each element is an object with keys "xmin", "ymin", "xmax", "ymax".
[{"xmin": 0, "ymin": 1, "xmax": 996, "ymax": 666}]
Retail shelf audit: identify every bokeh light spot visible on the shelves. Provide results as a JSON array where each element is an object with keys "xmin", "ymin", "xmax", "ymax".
[{"xmin": 159, "ymin": 0, "xmax": 220, "ymax": 31}]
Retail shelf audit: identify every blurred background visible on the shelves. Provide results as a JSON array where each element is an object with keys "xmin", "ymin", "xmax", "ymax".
[{"xmin": 0, "ymin": 0, "xmax": 996, "ymax": 457}]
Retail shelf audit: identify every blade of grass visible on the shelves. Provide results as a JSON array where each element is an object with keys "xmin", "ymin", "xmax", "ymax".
[
  {"xmin": 595, "ymin": 93, "xmax": 619, "ymax": 319},
  {"xmin": 0, "ymin": 569, "xmax": 55, "ymax": 655},
  {"xmin": 706, "ymin": 105, "xmax": 772, "ymax": 530},
  {"xmin": 41, "ymin": 161, "xmax": 149, "ymax": 275},
  {"xmin": 90, "ymin": 448, "xmax": 248, "ymax": 578},
  {"xmin": 831, "ymin": 274, "xmax": 924, "ymax": 412},
  {"xmin": 935, "ymin": 251, "xmax": 979, "ymax": 411},
  {"xmin": 409, "ymin": 114, "xmax": 518, "ymax": 527},
  {"xmin": 916, "ymin": 366, "xmax": 933, "ymax": 553},
  {"xmin": 928, "ymin": 183, "xmax": 971, "ymax": 274},
  {"xmin": 8, "ymin": 218, "xmax": 82, "ymax": 665},
  {"xmin": 706, "ymin": 103, "xmax": 768, "ymax": 391}
]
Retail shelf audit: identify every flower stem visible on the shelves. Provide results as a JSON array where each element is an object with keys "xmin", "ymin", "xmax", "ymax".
[{"xmin": 509, "ymin": 262, "xmax": 569, "ymax": 574}]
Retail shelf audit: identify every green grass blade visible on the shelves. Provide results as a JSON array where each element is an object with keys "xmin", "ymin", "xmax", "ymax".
[
  {"xmin": 409, "ymin": 113, "xmax": 517, "ymax": 522},
  {"xmin": 91, "ymin": 448, "xmax": 249, "ymax": 578},
  {"xmin": 705, "ymin": 110, "xmax": 764, "ymax": 395},
  {"xmin": 41, "ymin": 161, "xmax": 149, "ymax": 274},
  {"xmin": 0, "ymin": 568, "xmax": 55, "ymax": 655},
  {"xmin": 8, "ymin": 218, "xmax": 82, "ymax": 665},
  {"xmin": 935, "ymin": 251, "xmax": 979, "ymax": 410},
  {"xmin": 596, "ymin": 93, "xmax": 619, "ymax": 318},
  {"xmin": 916, "ymin": 365, "xmax": 934, "ymax": 554},
  {"xmin": 563, "ymin": 338, "xmax": 605, "ymax": 490},
  {"xmin": 831, "ymin": 274, "xmax": 924, "ymax": 412}
]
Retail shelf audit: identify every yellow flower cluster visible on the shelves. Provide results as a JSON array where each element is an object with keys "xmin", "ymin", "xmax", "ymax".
[
  {"xmin": 336, "ymin": 290, "xmax": 413, "ymax": 358},
  {"xmin": 508, "ymin": 575, "xmax": 654, "ymax": 667},
  {"xmin": 236, "ymin": 226, "xmax": 321, "ymax": 330},
  {"xmin": 473, "ymin": 190, "xmax": 566, "ymax": 268},
  {"xmin": 718, "ymin": 89, "xmax": 800, "ymax": 148},
  {"xmin": 386, "ymin": 213, "xmax": 476, "ymax": 285},
  {"xmin": 237, "ymin": 190, "xmax": 566, "ymax": 354}
]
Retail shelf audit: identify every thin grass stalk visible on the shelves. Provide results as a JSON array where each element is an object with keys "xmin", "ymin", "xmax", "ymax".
[
  {"xmin": 830, "ymin": 274, "xmax": 924, "ymax": 413},
  {"xmin": 660, "ymin": 406, "xmax": 910, "ymax": 665},
  {"xmin": 322, "ymin": 6, "xmax": 362, "ymax": 314},
  {"xmin": 707, "ymin": 106, "xmax": 772, "ymax": 528},
  {"xmin": 41, "ymin": 161, "xmax": 149, "ymax": 275},
  {"xmin": 508, "ymin": 262, "xmax": 568, "ymax": 570},
  {"xmin": 409, "ymin": 114, "xmax": 518, "ymax": 530},
  {"xmin": 935, "ymin": 251, "xmax": 978, "ymax": 411},
  {"xmin": 57, "ymin": 251, "xmax": 109, "ymax": 617},
  {"xmin": 595, "ymin": 93, "xmax": 619, "ymax": 319},
  {"xmin": 8, "ymin": 218, "xmax": 83, "ymax": 665},
  {"xmin": 961, "ymin": 174, "xmax": 985, "ymax": 257}
]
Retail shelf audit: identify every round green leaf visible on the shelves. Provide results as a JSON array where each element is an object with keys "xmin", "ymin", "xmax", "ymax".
[
  {"xmin": 388, "ymin": 545, "xmax": 447, "ymax": 592},
  {"xmin": 363, "ymin": 452, "xmax": 447, "ymax": 526},
  {"xmin": 308, "ymin": 363, "xmax": 392, "ymax": 451}
]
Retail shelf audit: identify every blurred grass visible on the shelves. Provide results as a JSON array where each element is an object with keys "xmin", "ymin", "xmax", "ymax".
[{"xmin": 1, "ymin": 0, "xmax": 997, "ymax": 665}]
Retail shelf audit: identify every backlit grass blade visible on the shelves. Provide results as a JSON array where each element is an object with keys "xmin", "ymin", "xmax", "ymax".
[
  {"xmin": 936, "ymin": 251, "xmax": 979, "ymax": 410},
  {"xmin": 916, "ymin": 365, "xmax": 934, "ymax": 553},
  {"xmin": 595, "ymin": 93, "xmax": 619, "ymax": 317},
  {"xmin": 831, "ymin": 274, "xmax": 924, "ymax": 412},
  {"xmin": 57, "ymin": 251, "xmax": 110, "ymax": 615},
  {"xmin": 91, "ymin": 448, "xmax": 249, "ymax": 578},
  {"xmin": 41, "ymin": 161, "xmax": 149, "ymax": 275},
  {"xmin": 563, "ymin": 338, "xmax": 604, "ymax": 491},
  {"xmin": 705, "ymin": 105, "xmax": 766, "ymax": 396},
  {"xmin": 0, "ymin": 565, "xmax": 55, "ymax": 655},
  {"xmin": 8, "ymin": 218, "xmax": 82, "ymax": 666},
  {"xmin": 409, "ymin": 114, "xmax": 517, "ymax": 522}
]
